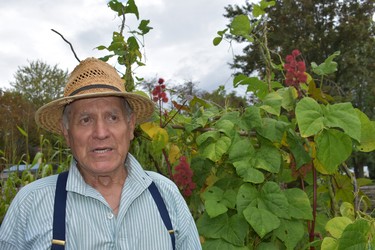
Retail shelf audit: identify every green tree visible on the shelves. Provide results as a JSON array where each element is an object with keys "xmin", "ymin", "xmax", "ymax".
[{"xmin": 10, "ymin": 60, "xmax": 68, "ymax": 108}]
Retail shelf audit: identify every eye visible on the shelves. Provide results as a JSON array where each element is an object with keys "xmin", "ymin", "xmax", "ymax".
[
  {"xmin": 108, "ymin": 114, "xmax": 119, "ymax": 122},
  {"xmin": 79, "ymin": 116, "xmax": 92, "ymax": 125}
]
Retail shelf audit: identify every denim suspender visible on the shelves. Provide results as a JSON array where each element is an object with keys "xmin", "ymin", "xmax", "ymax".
[{"xmin": 51, "ymin": 171, "xmax": 176, "ymax": 250}]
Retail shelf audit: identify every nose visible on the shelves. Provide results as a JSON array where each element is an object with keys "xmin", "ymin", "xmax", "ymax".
[{"xmin": 93, "ymin": 118, "xmax": 110, "ymax": 139}]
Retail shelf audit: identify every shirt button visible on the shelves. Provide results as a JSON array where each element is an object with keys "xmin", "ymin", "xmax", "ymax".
[{"xmin": 107, "ymin": 212, "xmax": 114, "ymax": 219}]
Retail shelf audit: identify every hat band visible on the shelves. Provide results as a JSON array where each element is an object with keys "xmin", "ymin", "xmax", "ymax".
[{"xmin": 68, "ymin": 84, "xmax": 122, "ymax": 96}]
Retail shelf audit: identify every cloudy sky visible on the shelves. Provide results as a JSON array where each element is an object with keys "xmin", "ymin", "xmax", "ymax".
[{"xmin": 0, "ymin": 0, "xmax": 249, "ymax": 93}]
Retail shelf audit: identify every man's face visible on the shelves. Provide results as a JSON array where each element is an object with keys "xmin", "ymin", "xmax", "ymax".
[{"xmin": 62, "ymin": 96, "xmax": 136, "ymax": 176}]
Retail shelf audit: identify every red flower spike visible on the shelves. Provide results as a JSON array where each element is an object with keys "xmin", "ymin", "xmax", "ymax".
[{"xmin": 173, "ymin": 156, "xmax": 196, "ymax": 197}]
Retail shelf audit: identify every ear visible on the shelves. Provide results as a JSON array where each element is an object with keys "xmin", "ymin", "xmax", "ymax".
[{"xmin": 61, "ymin": 121, "xmax": 71, "ymax": 147}]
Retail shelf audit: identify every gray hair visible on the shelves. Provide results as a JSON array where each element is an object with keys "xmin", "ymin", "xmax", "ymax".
[{"xmin": 62, "ymin": 98, "xmax": 133, "ymax": 130}]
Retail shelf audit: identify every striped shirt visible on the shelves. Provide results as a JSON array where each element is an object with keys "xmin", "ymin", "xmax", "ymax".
[{"xmin": 0, "ymin": 154, "xmax": 202, "ymax": 249}]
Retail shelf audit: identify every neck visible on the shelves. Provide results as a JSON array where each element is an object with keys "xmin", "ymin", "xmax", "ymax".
[{"xmin": 77, "ymin": 163, "xmax": 127, "ymax": 215}]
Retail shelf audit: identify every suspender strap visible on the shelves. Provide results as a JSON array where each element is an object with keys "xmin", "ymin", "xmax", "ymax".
[
  {"xmin": 52, "ymin": 171, "xmax": 175, "ymax": 250},
  {"xmin": 52, "ymin": 171, "xmax": 69, "ymax": 250},
  {"xmin": 148, "ymin": 182, "xmax": 176, "ymax": 250}
]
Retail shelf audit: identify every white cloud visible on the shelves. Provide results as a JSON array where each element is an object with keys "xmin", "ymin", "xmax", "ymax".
[{"xmin": 0, "ymin": 0, "xmax": 248, "ymax": 93}]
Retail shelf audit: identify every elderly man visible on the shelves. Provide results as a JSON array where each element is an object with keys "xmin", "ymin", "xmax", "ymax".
[{"xmin": 0, "ymin": 58, "xmax": 201, "ymax": 249}]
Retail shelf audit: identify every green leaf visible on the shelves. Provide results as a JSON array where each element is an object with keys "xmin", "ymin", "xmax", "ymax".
[
  {"xmin": 17, "ymin": 126, "xmax": 28, "ymax": 137},
  {"xmin": 239, "ymin": 106, "xmax": 262, "ymax": 130},
  {"xmin": 196, "ymin": 212, "xmax": 249, "ymax": 247},
  {"xmin": 215, "ymin": 119, "xmax": 235, "ymax": 137},
  {"xmin": 243, "ymin": 206, "xmax": 280, "ymax": 238},
  {"xmin": 228, "ymin": 137, "xmax": 254, "ymax": 163},
  {"xmin": 295, "ymin": 97, "xmax": 325, "ymax": 137},
  {"xmin": 236, "ymin": 183, "xmax": 259, "ymax": 214},
  {"xmin": 258, "ymin": 182, "xmax": 290, "ymax": 219},
  {"xmin": 254, "ymin": 144, "xmax": 281, "ymax": 173},
  {"xmin": 199, "ymin": 135, "xmax": 231, "ymax": 162},
  {"xmin": 337, "ymin": 219, "xmax": 372, "ymax": 249},
  {"xmin": 221, "ymin": 214, "xmax": 249, "ymax": 246},
  {"xmin": 277, "ymin": 87, "xmax": 298, "ymax": 111},
  {"xmin": 233, "ymin": 75, "xmax": 268, "ymax": 99},
  {"xmin": 213, "ymin": 36, "xmax": 222, "ymax": 46},
  {"xmin": 197, "ymin": 212, "xmax": 227, "ymax": 239},
  {"xmin": 324, "ymin": 102, "xmax": 361, "ymax": 142},
  {"xmin": 355, "ymin": 109, "xmax": 375, "ymax": 152},
  {"xmin": 138, "ymin": 19, "xmax": 152, "ymax": 34},
  {"xmin": 311, "ymin": 51, "xmax": 340, "ymax": 76},
  {"xmin": 233, "ymin": 161, "xmax": 265, "ymax": 184},
  {"xmin": 274, "ymin": 219, "xmax": 305, "ymax": 250},
  {"xmin": 257, "ymin": 118, "xmax": 289, "ymax": 143},
  {"xmin": 260, "ymin": 92, "xmax": 283, "ymax": 116},
  {"xmin": 284, "ymin": 188, "xmax": 313, "ymax": 220},
  {"xmin": 197, "ymin": 131, "xmax": 220, "ymax": 145},
  {"xmin": 230, "ymin": 15, "xmax": 251, "ymax": 37},
  {"xmin": 321, "ymin": 237, "xmax": 338, "ymax": 250},
  {"xmin": 203, "ymin": 186, "xmax": 228, "ymax": 218},
  {"xmin": 315, "ymin": 129, "xmax": 352, "ymax": 173},
  {"xmin": 325, "ymin": 217, "xmax": 352, "ymax": 239}
]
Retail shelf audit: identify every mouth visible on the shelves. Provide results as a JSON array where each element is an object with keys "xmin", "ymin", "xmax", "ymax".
[{"xmin": 92, "ymin": 147, "xmax": 113, "ymax": 154}]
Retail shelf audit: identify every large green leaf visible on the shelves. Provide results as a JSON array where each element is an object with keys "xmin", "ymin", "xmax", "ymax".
[
  {"xmin": 215, "ymin": 119, "xmax": 235, "ymax": 137},
  {"xmin": 315, "ymin": 129, "xmax": 352, "ymax": 173},
  {"xmin": 325, "ymin": 217, "xmax": 352, "ymax": 239},
  {"xmin": 239, "ymin": 106, "xmax": 262, "ymax": 130},
  {"xmin": 197, "ymin": 212, "xmax": 227, "ymax": 239},
  {"xmin": 355, "ymin": 109, "xmax": 375, "ymax": 152},
  {"xmin": 230, "ymin": 15, "xmax": 252, "ymax": 38},
  {"xmin": 295, "ymin": 97, "xmax": 325, "ymax": 137},
  {"xmin": 260, "ymin": 92, "xmax": 283, "ymax": 116},
  {"xmin": 236, "ymin": 183, "xmax": 259, "ymax": 214},
  {"xmin": 258, "ymin": 182, "xmax": 290, "ymax": 219},
  {"xmin": 198, "ymin": 134, "xmax": 232, "ymax": 162},
  {"xmin": 337, "ymin": 219, "xmax": 373, "ymax": 249},
  {"xmin": 228, "ymin": 137, "xmax": 254, "ymax": 163},
  {"xmin": 274, "ymin": 219, "xmax": 305, "ymax": 250},
  {"xmin": 324, "ymin": 102, "xmax": 360, "ymax": 141},
  {"xmin": 221, "ymin": 214, "xmax": 249, "ymax": 246},
  {"xmin": 243, "ymin": 206, "xmax": 280, "ymax": 238},
  {"xmin": 284, "ymin": 188, "xmax": 313, "ymax": 220},
  {"xmin": 233, "ymin": 161, "xmax": 265, "ymax": 184},
  {"xmin": 253, "ymin": 144, "xmax": 281, "ymax": 173},
  {"xmin": 197, "ymin": 212, "xmax": 248, "ymax": 247},
  {"xmin": 257, "ymin": 118, "xmax": 289, "ymax": 143},
  {"xmin": 203, "ymin": 186, "xmax": 229, "ymax": 218}
]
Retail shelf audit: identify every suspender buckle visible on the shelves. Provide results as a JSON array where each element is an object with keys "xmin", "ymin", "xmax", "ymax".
[{"xmin": 52, "ymin": 239, "xmax": 66, "ymax": 246}]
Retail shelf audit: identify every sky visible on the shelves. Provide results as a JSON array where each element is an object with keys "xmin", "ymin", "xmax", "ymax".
[{"xmin": 0, "ymin": 0, "xmax": 249, "ymax": 93}]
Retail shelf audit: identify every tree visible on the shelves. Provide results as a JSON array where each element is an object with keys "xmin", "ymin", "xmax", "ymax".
[
  {"xmin": 224, "ymin": 0, "xmax": 375, "ymax": 177},
  {"xmin": 10, "ymin": 60, "xmax": 68, "ymax": 108}
]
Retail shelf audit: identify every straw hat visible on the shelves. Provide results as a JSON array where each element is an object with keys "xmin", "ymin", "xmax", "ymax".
[{"xmin": 35, "ymin": 57, "xmax": 154, "ymax": 134}]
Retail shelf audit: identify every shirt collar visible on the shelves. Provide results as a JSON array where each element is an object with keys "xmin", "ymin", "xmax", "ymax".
[{"xmin": 66, "ymin": 153, "xmax": 152, "ymax": 197}]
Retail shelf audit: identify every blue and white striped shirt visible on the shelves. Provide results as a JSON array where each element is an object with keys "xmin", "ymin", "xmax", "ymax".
[{"xmin": 0, "ymin": 154, "xmax": 202, "ymax": 249}]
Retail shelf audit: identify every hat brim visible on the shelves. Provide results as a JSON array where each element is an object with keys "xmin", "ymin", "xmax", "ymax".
[{"xmin": 35, "ymin": 91, "xmax": 155, "ymax": 134}]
